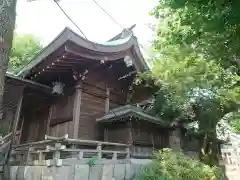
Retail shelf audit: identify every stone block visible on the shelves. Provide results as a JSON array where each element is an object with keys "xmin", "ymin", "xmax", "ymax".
[
  {"xmin": 113, "ymin": 164, "xmax": 125, "ymax": 180},
  {"xmin": 101, "ymin": 164, "xmax": 114, "ymax": 180},
  {"xmin": 125, "ymin": 164, "xmax": 135, "ymax": 180},
  {"xmin": 16, "ymin": 166, "xmax": 29, "ymax": 180},
  {"xmin": 25, "ymin": 166, "xmax": 41, "ymax": 180},
  {"xmin": 134, "ymin": 164, "xmax": 143, "ymax": 178},
  {"xmin": 9, "ymin": 166, "xmax": 18, "ymax": 180},
  {"xmin": 47, "ymin": 166, "xmax": 73, "ymax": 180},
  {"xmin": 41, "ymin": 166, "xmax": 53, "ymax": 180},
  {"xmin": 89, "ymin": 165, "xmax": 103, "ymax": 180},
  {"xmin": 74, "ymin": 165, "xmax": 89, "ymax": 180},
  {"xmin": 133, "ymin": 165, "xmax": 143, "ymax": 180}
]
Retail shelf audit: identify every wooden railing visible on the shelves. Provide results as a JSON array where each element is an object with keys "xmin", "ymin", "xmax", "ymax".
[
  {"xmin": 11, "ymin": 134, "xmax": 130, "ymax": 166},
  {"xmin": 0, "ymin": 133, "xmax": 12, "ymax": 165}
]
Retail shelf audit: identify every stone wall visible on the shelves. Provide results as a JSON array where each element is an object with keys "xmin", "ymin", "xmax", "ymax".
[{"xmin": 6, "ymin": 159, "xmax": 152, "ymax": 180}]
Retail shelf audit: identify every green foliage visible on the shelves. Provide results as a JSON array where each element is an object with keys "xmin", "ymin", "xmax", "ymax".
[
  {"xmin": 228, "ymin": 112, "xmax": 240, "ymax": 132},
  {"xmin": 8, "ymin": 34, "xmax": 42, "ymax": 74},
  {"xmin": 145, "ymin": 0, "xmax": 240, "ymax": 165},
  {"xmin": 86, "ymin": 156, "xmax": 98, "ymax": 166},
  {"xmin": 151, "ymin": 0, "xmax": 240, "ymax": 72},
  {"xmin": 140, "ymin": 149, "xmax": 223, "ymax": 180},
  {"xmin": 230, "ymin": 118, "xmax": 240, "ymax": 132}
]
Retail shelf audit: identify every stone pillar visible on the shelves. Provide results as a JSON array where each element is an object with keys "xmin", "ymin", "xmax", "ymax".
[
  {"xmin": 72, "ymin": 81, "xmax": 83, "ymax": 139},
  {"xmin": 169, "ymin": 127, "xmax": 182, "ymax": 152}
]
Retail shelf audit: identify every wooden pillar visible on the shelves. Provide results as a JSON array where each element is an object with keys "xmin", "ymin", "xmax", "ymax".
[
  {"xmin": 105, "ymin": 87, "xmax": 110, "ymax": 114},
  {"xmin": 151, "ymin": 132, "xmax": 154, "ymax": 152},
  {"xmin": 11, "ymin": 95, "xmax": 23, "ymax": 144},
  {"xmin": 72, "ymin": 81, "xmax": 83, "ymax": 139},
  {"xmin": 5, "ymin": 94, "xmax": 23, "ymax": 166},
  {"xmin": 46, "ymin": 105, "xmax": 53, "ymax": 135},
  {"xmin": 128, "ymin": 120, "xmax": 133, "ymax": 144},
  {"xmin": 128, "ymin": 119, "xmax": 133, "ymax": 157}
]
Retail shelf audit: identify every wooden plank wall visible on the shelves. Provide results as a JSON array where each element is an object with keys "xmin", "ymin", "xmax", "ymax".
[
  {"xmin": 103, "ymin": 122, "xmax": 130, "ymax": 144},
  {"xmin": 132, "ymin": 120, "xmax": 168, "ymax": 148},
  {"xmin": 49, "ymin": 90, "xmax": 75, "ymax": 138},
  {"xmin": 78, "ymin": 71, "xmax": 127, "ymax": 140},
  {"xmin": 21, "ymin": 99, "xmax": 50, "ymax": 143},
  {"xmin": 0, "ymin": 82, "xmax": 24, "ymax": 136}
]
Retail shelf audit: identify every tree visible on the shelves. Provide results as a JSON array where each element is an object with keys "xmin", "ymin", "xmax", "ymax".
[
  {"xmin": 135, "ymin": 0, "xmax": 240, "ymax": 166},
  {"xmin": 8, "ymin": 34, "xmax": 42, "ymax": 73},
  {"xmin": 151, "ymin": 0, "xmax": 240, "ymax": 73},
  {"xmin": 0, "ymin": 0, "xmax": 17, "ymax": 120},
  {"xmin": 137, "ymin": 48, "xmax": 239, "ymax": 166}
]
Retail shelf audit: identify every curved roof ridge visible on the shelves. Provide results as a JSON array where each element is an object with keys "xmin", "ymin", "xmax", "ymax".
[{"xmin": 18, "ymin": 26, "xmax": 149, "ymax": 77}]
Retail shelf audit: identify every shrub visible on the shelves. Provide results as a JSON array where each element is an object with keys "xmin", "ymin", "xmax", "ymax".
[{"xmin": 140, "ymin": 149, "xmax": 223, "ymax": 180}]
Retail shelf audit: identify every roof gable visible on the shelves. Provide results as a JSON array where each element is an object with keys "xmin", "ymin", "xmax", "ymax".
[{"xmin": 18, "ymin": 27, "xmax": 149, "ymax": 78}]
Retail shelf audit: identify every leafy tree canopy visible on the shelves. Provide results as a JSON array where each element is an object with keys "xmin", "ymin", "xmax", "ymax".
[
  {"xmin": 135, "ymin": 0, "xmax": 240, "ymax": 165},
  {"xmin": 8, "ymin": 34, "xmax": 42, "ymax": 74},
  {"xmin": 151, "ymin": 0, "xmax": 240, "ymax": 72}
]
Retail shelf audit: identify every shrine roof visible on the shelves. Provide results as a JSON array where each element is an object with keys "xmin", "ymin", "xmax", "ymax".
[
  {"xmin": 96, "ymin": 104, "xmax": 168, "ymax": 127},
  {"xmin": 5, "ymin": 72, "xmax": 52, "ymax": 93},
  {"xmin": 17, "ymin": 27, "xmax": 149, "ymax": 79}
]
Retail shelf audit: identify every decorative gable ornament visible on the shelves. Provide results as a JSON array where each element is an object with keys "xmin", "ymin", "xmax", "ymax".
[
  {"xmin": 72, "ymin": 69, "xmax": 88, "ymax": 81},
  {"xmin": 124, "ymin": 56, "xmax": 133, "ymax": 67},
  {"xmin": 52, "ymin": 81, "xmax": 65, "ymax": 95}
]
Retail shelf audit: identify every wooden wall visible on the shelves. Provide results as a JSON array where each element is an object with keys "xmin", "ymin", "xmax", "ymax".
[
  {"xmin": 102, "ymin": 119, "xmax": 169, "ymax": 157},
  {"xmin": 49, "ymin": 90, "xmax": 75, "ymax": 137},
  {"xmin": 103, "ymin": 122, "xmax": 130, "ymax": 144},
  {"xmin": 20, "ymin": 89, "xmax": 51, "ymax": 143},
  {"xmin": 44, "ymin": 69, "xmax": 128, "ymax": 140},
  {"xmin": 76, "ymin": 70, "xmax": 127, "ymax": 140},
  {"xmin": 131, "ymin": 120, "xmax": 169, "ymax": 156},
  {"xmin": 18, "ymin": 66, "xmax": 130, "ymax": 142},
  {"xmin": 131, "ymin": 120, "xmax": 169, "ymax": 147},
  {"xmin": 0, "ymin": 81, "xmax": 24, "ymax": 136},
  {"xmin": 21, "ymin": 106, "xmax": 49, "ymax": 143}
]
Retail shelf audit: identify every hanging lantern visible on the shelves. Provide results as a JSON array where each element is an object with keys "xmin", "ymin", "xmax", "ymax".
[
  {"xmin": 124, "ymin": 56, "xmax": 133, "ymax": 67},
  {"xmin": 52, "ymin": 81, "xmax": 65, "ymax": 95}
]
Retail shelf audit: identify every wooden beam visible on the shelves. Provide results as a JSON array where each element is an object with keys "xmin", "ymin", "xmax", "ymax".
[
  {"xmin": 72, "ymin": 81, "xmax": 83, "ymax": 138},
  {"xmin": 4, "ymin": 94, "xmax": 24, "ymax": 166},
  {"xmin": 46, "ymin": 105, "xmax": 53, "ymax": 135},
  {"xmin": 12, "ymin": 95, "xmax": 24, "ymax": 144},
  {"xmin": 105, "ymin": 87, "xmax": 110, "ymax": 114}
]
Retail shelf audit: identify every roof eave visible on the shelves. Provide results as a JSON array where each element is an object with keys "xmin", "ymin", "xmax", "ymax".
[
  {"xmin": 96, "ymin": 105, "xmax": 167, "ymax": 126},
  {"xmin": 17, "ymin": 27, "xmax": 149, "ymax": 77}
]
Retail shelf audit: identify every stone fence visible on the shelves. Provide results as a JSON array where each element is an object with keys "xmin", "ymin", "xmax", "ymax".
[{"xmin": 4, "ymin": 159, "xmax": 152, "ymax": 180}]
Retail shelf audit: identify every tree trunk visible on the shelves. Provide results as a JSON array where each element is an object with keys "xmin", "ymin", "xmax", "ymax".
[
  {"xmin": 0, "ymin": 0, "xmax": 17, "ymax": 120},
  {"xmin": 199, "ymin": 132, "xmax": 219, "ymax": 166}
]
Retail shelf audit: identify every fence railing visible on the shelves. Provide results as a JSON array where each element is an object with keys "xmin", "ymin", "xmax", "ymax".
[
  {"xmin": 0, "ymin": 132, "xmax": 12, "ymax": 165},
  {"xmin": 11, "ymin": 134, "xmax": 130, "ymax": 166}
]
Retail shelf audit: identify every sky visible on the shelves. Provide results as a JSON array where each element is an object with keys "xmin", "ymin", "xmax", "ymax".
[{"xmin": 16, "ymin": 0, "xmax": 158, "ymax": 50}]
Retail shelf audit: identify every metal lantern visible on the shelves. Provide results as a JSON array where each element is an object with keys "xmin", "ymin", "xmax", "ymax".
[
  {"xmin": 124, "ymin": 56, "xmax": 133, "ymax": 67},
  {"xmin": 52, "ymin": 81, "xmax": 65, "ymax": 95}
]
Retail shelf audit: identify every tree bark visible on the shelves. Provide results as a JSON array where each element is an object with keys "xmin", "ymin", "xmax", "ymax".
[
  {"xmin": 199, "ymin": 132, "xmax": 219, "ymax": 166},
  {"xmin": 0, "ymin": 0, "xmax": 17, "ymax": 120}
]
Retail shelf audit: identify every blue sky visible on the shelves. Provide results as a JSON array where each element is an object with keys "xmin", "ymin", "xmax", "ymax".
[{"xmin": 16, "ymin": 0, "xmax": 158, "ymax": 50}]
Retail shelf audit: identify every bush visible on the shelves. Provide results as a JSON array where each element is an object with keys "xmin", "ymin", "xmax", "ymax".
[{"xmin": 140, "ymin": 149, "xmax": 223, "ymax": 180}]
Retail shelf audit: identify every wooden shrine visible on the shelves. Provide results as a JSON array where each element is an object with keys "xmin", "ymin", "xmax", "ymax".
[{"xmin": 0, "ymin": 27, "xmax": 177, "ymax": 163}]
